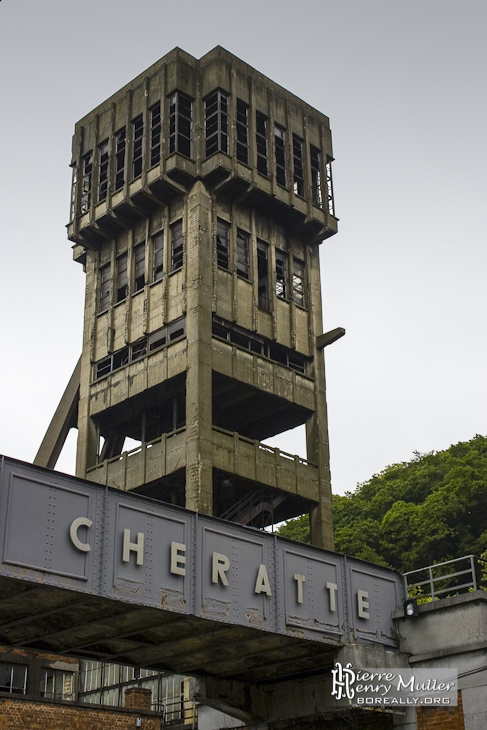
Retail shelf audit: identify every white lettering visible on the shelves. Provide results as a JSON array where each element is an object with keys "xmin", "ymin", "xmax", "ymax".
[
  {"xmin": 122, "ymin": 528, "xmax": 144, "ymax": 565},
  {"xmin": 357, "ymin": 589, "xmax": 369, "ymax": 618},
  {"xmin": 212, "ymin": 552, "xmax": 230, "ymax": 586},
  {"xmin": 170, "ymin": 542, "xmax": 186, "ymax": 576},
  {"xmin": 69, "ymin": 517, "xmax": 93, "ymax": 552},
  {"xmin": 397, "ymin": 675, "xmax": 414, "ymax": 692},
  {"xmin": 326, "ymin": 581, "xmax": 338, "ymax": 612},
  {"xmin": 254, "ymin": 564, "xmax": 272, "ymax": 595},
  {"xmin": 294, "ymin": 573, "xmax": 305, "ymax": 604}
]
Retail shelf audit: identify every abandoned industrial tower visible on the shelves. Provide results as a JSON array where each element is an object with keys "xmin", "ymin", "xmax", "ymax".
[{"xmin": 39, "ymin": 45, "xmax": 340, "ymax": 548}]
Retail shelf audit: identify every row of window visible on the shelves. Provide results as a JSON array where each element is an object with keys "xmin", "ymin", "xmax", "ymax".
[
  {"xmin": 95, "ymin": 319, "xmax": 186, "ymax": 380},
  {"xmin": 74, "ymin": 90, "xmax": 334, "ymax": 218},
  {"xmin": 0, "ymin": 662, "xmax": 75, "ymax": 700}
]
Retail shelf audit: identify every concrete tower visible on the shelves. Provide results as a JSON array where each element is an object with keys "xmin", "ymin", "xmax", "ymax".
[{"xmin": 39, "ymin": 47, "xmax": 340, "ymax": 549}]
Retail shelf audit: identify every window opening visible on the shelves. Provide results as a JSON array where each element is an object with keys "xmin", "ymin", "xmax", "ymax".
[
  {"xmin": 275, "ymin": 250, "xmax": 288, "ymax": 299},
  {"xmin": 0, "ymin": 662, "xmax": 27, "ymax": 694},
  {"xmin": 236, "ymin": 228, "xmax": 250, "ymax": 279},
  {"xmin": 257, "ymin": 239, "xmax": 270, "ymax": 311},
  {"xmin": 169, "ymin": 91, "xmax": 192, "ymax": 158},
  {"xmin": 216, "ymin": 219, "xmax": 230, "ymax": 270},
  {"xmin": 310, "ymin": 145, "xmax": 322, "ymax": 208},
  {"xmin": 134, "ymin": 242, "xmax": 145, "ymax": 292},
  {"xmin": 171, "ymin": 220, "xmax": 183, "ymax": 271},
  {"xmin": 326, "ymin": 156, "xmax": 335, "ymax": 216},
  {"xmin": 98, "ymin": 140, "xmax": 109, "ymax": 202},
  {"xmin": 113, "ymin": 348, "xmax": 129, "ymax": 369},
  {"xmin": 274, "ymin": 125, "xmax": 286, "ymax": 187},
  {"xmin": 236, "ymin": 99, "xmax": 249, "ymax": 165},
  {"xmin": 81, "ymin": 151, "xmax": 93, "ymax": 213},
  {"xmin": 99, "ymin": 262, "xmax": 111, "ymax": 312},
  {"xmin": 152, "ymin": 230, "xmax": 164, "ymax": 282},
  {"xmin": 150, "ymin": 102, "xmax": 161, "ymax": 167},
  {"xmin": 40, "ymin": 668, "xmax": 75, "ymax": 700},
  {"xmin": 205, "ymin": 90, "xmax": 228, "ymax": 157},
  {"xmin": 131, "ymin": 340, "xmax": 147, "ymax": 361},
  {"xmin": 114, "ymin": 128, "xmax": 126, "ymax": 191},
  {"xmin": 117, "ymin": 252, "xmax": 128, "ymax": 302},
  {"xmin": 70, "ymin": 164, "xmax": 77, "ymax": 220},
  {"xmin": 292, "ymin": 135, "xmax": 304, "ymax": 197},
  {"xmin": 292, "ymin": 257, "xmax": 305, "ymax": 307},
  {"xmin": 256, "ymin": 112, "xmax": 268, "ymax": 176},
  {"xmin": 132, "ymin": 115, "xmax": 144, "ymax": 179}
]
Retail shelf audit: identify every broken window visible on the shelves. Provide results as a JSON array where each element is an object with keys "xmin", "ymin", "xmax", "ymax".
[
  {"xmin": 117, "ymin": 252, "xmax": 128, "ymax": 302},
  {"xmin": 274, "ymin": 125, "xmax": 286, "ymax": 187},
  {"xmin": 40, "ymin": 669, "xmax": 75, "ymax": 701},
  {"xmin": 113, "ymin": 347, "xmax": 129, "ymax": 369},
  {"xmin": 171, "ymin": 220, "xmax": 183, "ymax": 271},
  {"xmin": 114, "ymin": 128, "xmax": 126, "ymax": 191},
  {"xmin": 257, "ymin": 239, "xmax": 270, "ymax": 311},
  {"xmin": 131, "ymin": 339, "xmax": 147, "ymax": 361},
  {"xmin": 132, "ymin": 115, "xmax": 144, "ymax": 179},
  {"xmin": 134, "ymin": 242, "xmax": 145, "ymax": 292},
  {"xmin": 236, "ymin": 99, "xmax": 249, "ymax": 165},
  {"xmin": 310, "ymin": 145, "xmax": 322, "ymax": 208},
  {"xmin": 152, "ymin": 230, "xmax": 164, "ymax": 282},
  {"xmin": 292, "ymin": 135, "xmax": 304, "ymax": 197},
  {"xmin": 70, "ymin": 164, "xmax": 77, "ymax": 220},
  {"xmin": 292, "ymin": 257, "xmax": 305, "ymax": 307},
  {"xmin": 205, "ymin": 89, "xmax": 228, "ymax": 157},
  {"xmin": 216, "ymin": 218, "xmax": 230, "ymax": 270},
  {"xmin": 275, "ymin": 249, "xmax": 288, "ymax": 299},
  {"xmin": 169, "ymin": 91, "xmax": 192, "ymax": 158},
  {"xmin": 81, "ymin": 151, "xmax": 93, "ymax": 213},
  {"xmin": 0, "ymin": 662, "xmax": 27, "ymax": 694},
  {"xmin": 236, "ymin": 228, "xmax": 250, "ymax": 279},
  {"xmin": 99, "ymin": 262, "xmax": 111, "ymax": 312},
  {"xmin": 256, "ymin": 112, "xmax": 268, "ymax": 176},
  {"xmin": 98, "ymin": 140, "xmax": 109, "ymax": 202},
  {"xmin": 326, "ymin": 156, "xmax": 335, "ymax": 216},
  {"xmin": 150, "ymin": 102, "xmax": 161, "ymax": 167}
]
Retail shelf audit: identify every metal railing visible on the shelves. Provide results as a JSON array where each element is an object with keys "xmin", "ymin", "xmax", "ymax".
[{"xmin": 404, "ymin": 555, "xmax": 487, "ymax": 600}]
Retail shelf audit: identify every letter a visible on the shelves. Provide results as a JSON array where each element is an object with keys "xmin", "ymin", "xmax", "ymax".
[{"xmin": 254, "ymin": 564, "xmax": 272, "ymax": 596}]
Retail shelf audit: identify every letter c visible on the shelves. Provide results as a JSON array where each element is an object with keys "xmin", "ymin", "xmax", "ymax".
[{"xmin": 69, "ymin": 517, "xmax": 93, "ymax": 552}]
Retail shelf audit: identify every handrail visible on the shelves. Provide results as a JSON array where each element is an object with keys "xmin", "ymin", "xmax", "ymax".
[{"xmin": 404, "ymin": 555, "xmax": 486, "ymax": 599}]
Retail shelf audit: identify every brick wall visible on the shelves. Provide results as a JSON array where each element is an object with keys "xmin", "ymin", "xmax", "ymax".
[
  {"xmin": 0, "ymin": 697, "xmax": 162, "ymax": 730},
  {"xmin": 416, "ymin": 691, "xmax": 465, "ymax": 730}
]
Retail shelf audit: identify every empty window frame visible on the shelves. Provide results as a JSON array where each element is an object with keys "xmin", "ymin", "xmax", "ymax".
[
  {"xmin": 132, "ymin": 115, "xmax": 144, "ymax": 179},
  {"xmin": 81, "ymin": 151, "xmax": 93, "ymax": 213},
  {"xmin": 236, "ymin": 99, "xmax": 249, "ymax": 165},
  {"xmin": 257, "ymin": 239, "xmax": 270, "ymax": 311},
  {"xmin": 236, "ymin": 228, "xmax": 250, "ymax": 279},
  {"xmin": 169, "ymin": 91, "xmax": 192, "ymax": 158},
  {"xmin": 275, "ymin": 249, "xmax": 288, "ymax": 299},
  {"xmin": 117, "ymin": 252, "xmax": 128, "ymax": 302},
  {"xmin": 292, "ymin": 134, "xmax": 304, "ymax": 197},
  {"xmin": 40, "ymin": 669, "xmax": 75, "ymax": 701},
  {"xmin": 150, "ymin": 102, "xmax": 161, "ymax": 167},
  {"xmin": 134, "ymin": 242, "xmax": 145, "ymax": 292},
  {"xmin": 310, "ymin": 145, "xmax": 322, "ymax": 208},
  {"xmin": 274, "ymin": 125, "xmax": 286, "ymax": 187},
  {"xmin": 70, "ymin": 164, "xmax": 77, "ymax": 220},
  {"xmin": 205, "ymin": 90, "xmax": 228, "ymax": 157},
  {"xmin": 0, "ymin": 662, "xmax": 27, "ymax": 694},
  {"xmin": 216, "ymin": 218, "xmax": 230, "ymax": 270},
  {"xmin": 152, "ymin": 230, "xmax": 164, "ymax": 282},
  {"xmin": 98, "ymin": 140, "xmax": 109, "ymax": 202},
  {"xmin": 99, "ymin": 262, "xmax": 111, "ymax": 312},
  {"xmin": 114, "ymin": 128, "xmax": 126, "ymax": 191},
  {"xmin": 171, "ymin": 220, "xmax": 183, "ymax": 271},
  {"xmin": 325, "ymin": 156, "xmax": 335, "ymax": 216},
  {"xmin": 292, "ymin": 257, "xmax": 305, "ymax": 307},
  {"xmin": 256, "ymin": 112, "xmax": 268, "ymax": 176}
]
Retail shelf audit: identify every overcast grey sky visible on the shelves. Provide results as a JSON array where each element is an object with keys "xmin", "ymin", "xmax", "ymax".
[{"xmin": 1, "ymin": 0, "xmax": 486, "ymax": 495}]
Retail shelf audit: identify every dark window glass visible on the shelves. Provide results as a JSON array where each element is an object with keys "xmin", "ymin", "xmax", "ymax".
[
  {"xmin": 216, "ymin": 219, "xmax": 230, "ymax": 270},
  {"xmin": 257, "ymin": 239, "xmax": 270, "ymax": 311},
  {"xmin": 131, "ymin": 340, "xmax": 147, "ymax": 361},
  {"xmin": 152, "ymin": 230, "xmax": 164, "ymax": 282},
  {"xmin": 276, "ymin": 249, "xmax": 288, "ymax": 299},
  {"xmin": 236, "ymin": 99, "xmax": 249, "ymax": 165},
  {"xmin": 117, "ymin": 252, "xmax": 128, "ymax": 302},
  {"xmin": 256, "ymin": 112, "xmax": 268, "ymax": 176},
  {"xmin": 115, "ymin": 128, "xmax": 126, "ymax": 191},
  {"xmin": 98, "ymin": 140, "xmax": 109, "ymax": 202},
  {"xmin": 99, "ymin": 262, "xmax": 111, "ymax": 311},
  {"xmin": 171, "ymin": 220, "xmax": 183, "ymax": 271},
  {"xmin": 150, "ymin": 103, "xmax": 161, "ymax": 167},
  {"xmin": 134, "ymin": 242, "xmax": 145, "ymax": 292},
  {"xmin": 293, "ymin": 135, "xmax": 304, "ymax": 197},
  {"xmin": 81, "ymin": 151, "xmax": 93, "ymax": 213},
  {"xmin": 132, "ymin": 115, "xmax": 143, "ymax": 179},
  {"xmin": 236, "ymin": 228, "xmax": 249, "ymax": 279},
  {"xmin": 310, "ymin": 145, "xmax": 322, "ymax": 207},
  {"xmin": 274, "ymin": 125, "xmax": 286, "ymax": 187},
  {"xmin": 205, "ymin": 90, "xmax": 228, "ymax": 157},
  {"xmin": 169, "ymin": 91, "xmax": 192, "ymax": 158},
  {"xmin": 0, "ymin": 663, "xmax": 27, "ymax": 695}
]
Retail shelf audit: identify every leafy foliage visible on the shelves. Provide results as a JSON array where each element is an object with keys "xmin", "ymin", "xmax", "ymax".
[{"xmin": 277, "ymin": 435, "xmax": 487, "ymax": 573}]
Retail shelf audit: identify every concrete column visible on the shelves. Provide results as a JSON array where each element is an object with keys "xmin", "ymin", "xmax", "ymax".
[{"xmin": 185, "ymin": 180, "xmax": 214, "ymax": 515}]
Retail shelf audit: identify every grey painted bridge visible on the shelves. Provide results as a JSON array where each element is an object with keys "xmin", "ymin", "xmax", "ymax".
[{"xmin": 0, "ymin": 456, "xmax": 405, "ymax": 684}]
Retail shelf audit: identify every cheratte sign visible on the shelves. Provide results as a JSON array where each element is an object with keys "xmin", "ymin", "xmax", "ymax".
[{"xmin": 0, "ymin": 456, "xmax": 404, "ymax": 649}]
